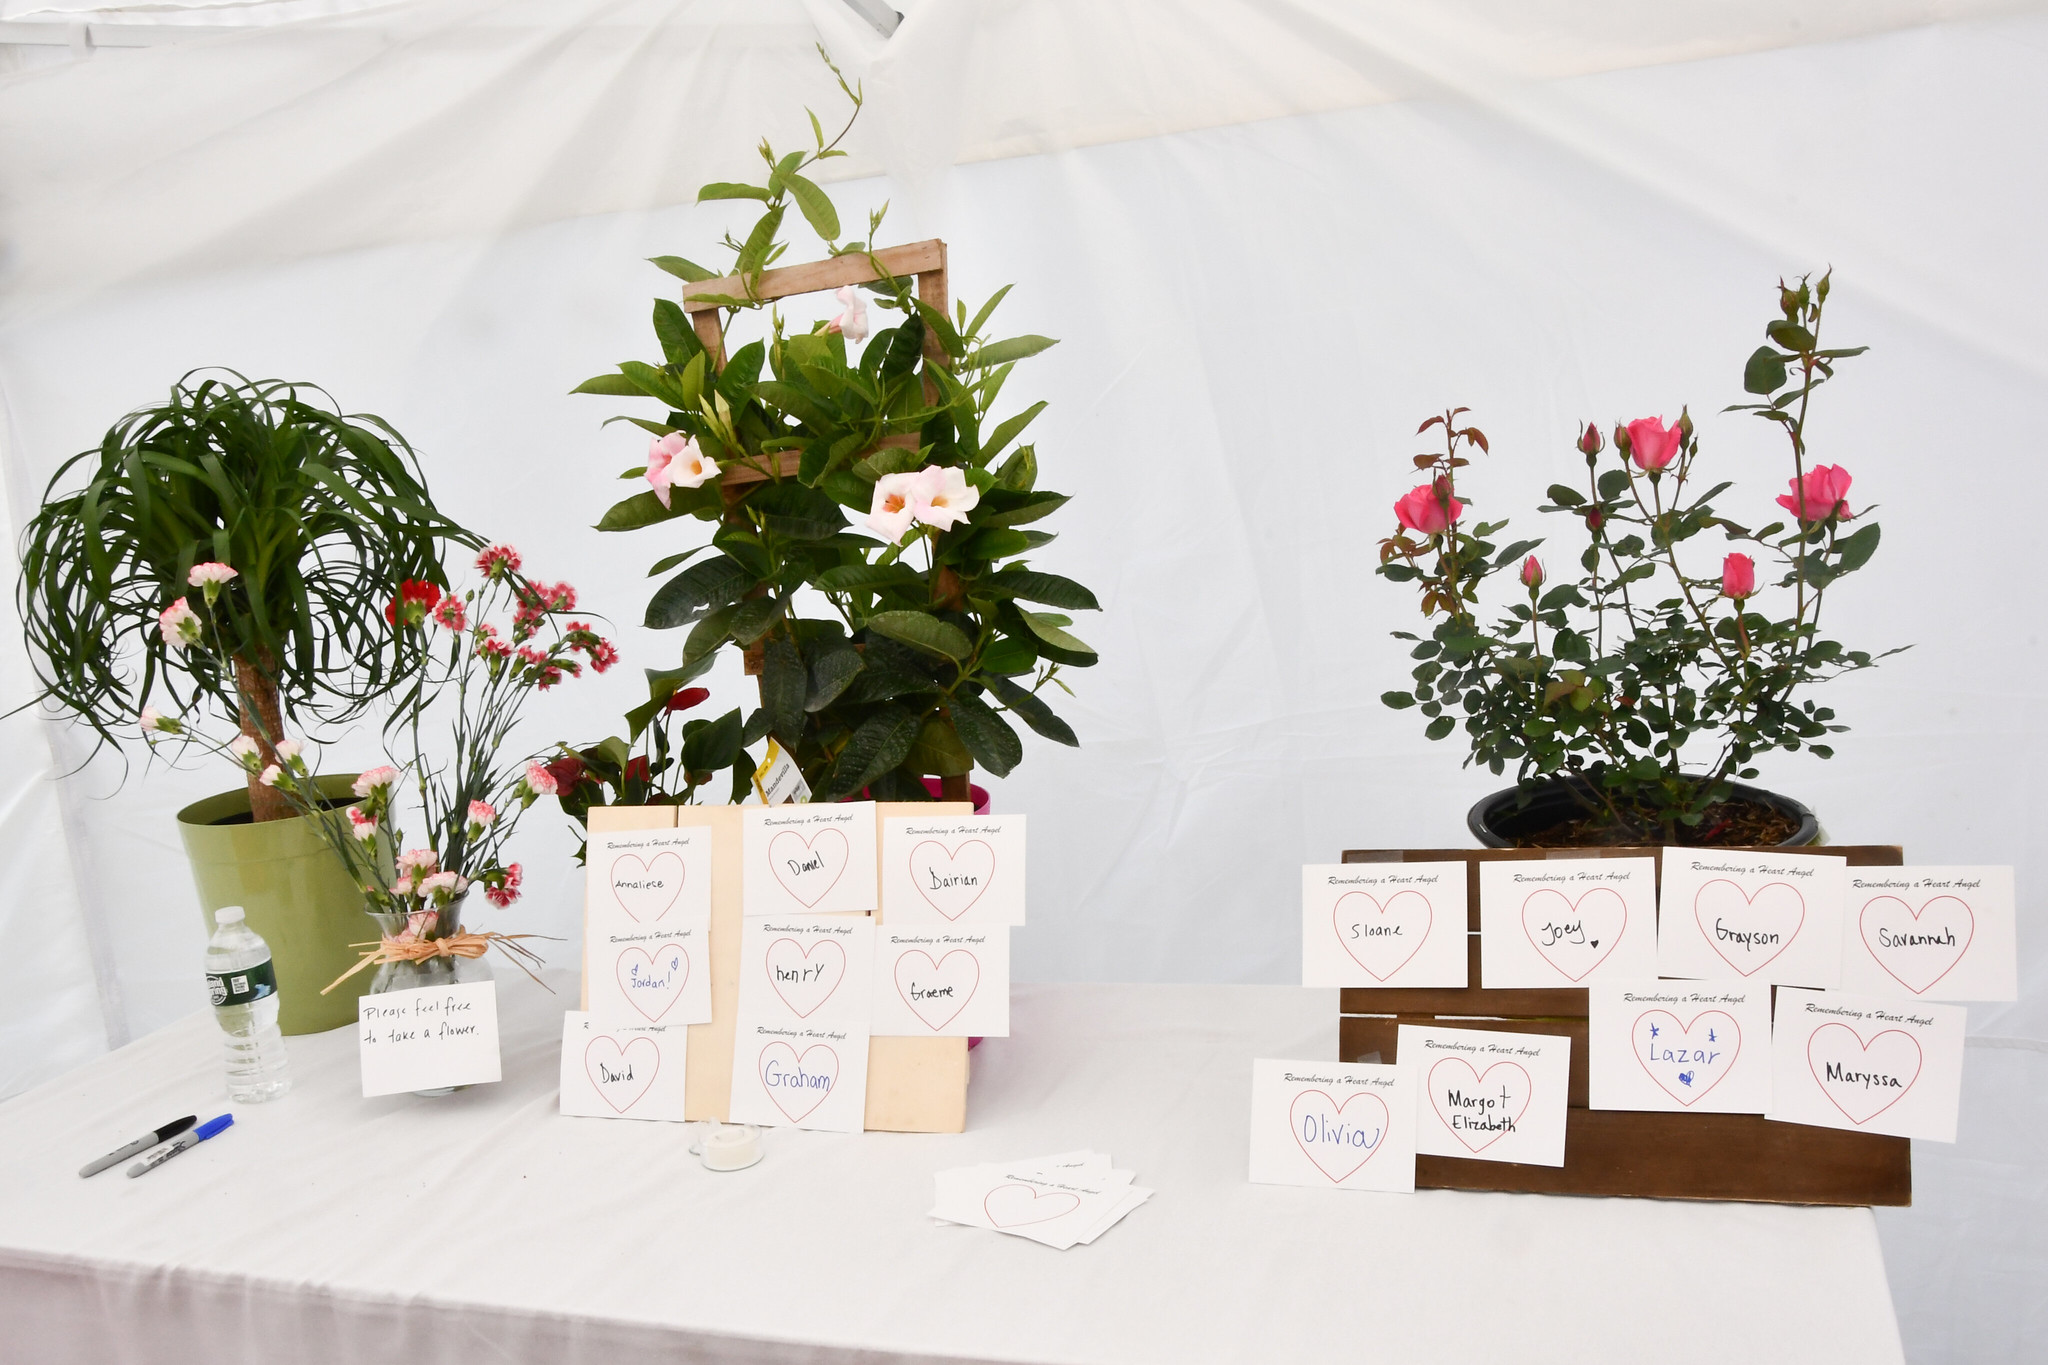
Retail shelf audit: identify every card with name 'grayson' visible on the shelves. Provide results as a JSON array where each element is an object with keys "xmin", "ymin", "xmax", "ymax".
[
  {"xmin": 1587, "ymin": 980, "xmax": 1771, "ymax": 1114},
  {"xmin": 871, "ymin": 927, "xmax": 1009, "ymax": 1037},
  {"xmin": 881, "ymin": 815, "xmax": 1026, "ymax": 926},
  {"xmin": 1479, "ymin": 857, "xmax": 1658, "ymax": 987},
  {"xmin": 1840, "ymin": 866, "xmax": 2017, "ymax": 1002},
  {"xmin": 728, "ymin": 915, "xmax": 875, "ymax": 1133},
  {"xmin": 742, "ymin": 802, "xmax": 879, "ymax": 916},
  {"xmin": 1768, "ymin": 989, "xmax": 1966, "ymax": 1142},
  {"xmin": 1301, "ymin": 862, "xmax": 1467, "ymax": 988},
  {"xmin": 1248, "ymin": 1059, "xmax": 1416, "ymax": 1192},
  {"xmin": 558, "ymin": 1011, "xmax": 689, "ymax": 1121},
  {"xmin": 584, "ymin": 827, "xmax": 713, "ymax": 1026},
  {"xmin": 1656, "ymin": 849, "xmax": 1847, "ymax": 987},
  {"xmin": 1399, "ymin": 1024, "xmax": 1570, "ymax": 1167}
]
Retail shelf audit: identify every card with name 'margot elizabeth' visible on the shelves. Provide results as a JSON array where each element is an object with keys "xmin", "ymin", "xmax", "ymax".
[
  {"xmin": 1399, "ymin": 1023, "xmax": 1570, "ymax": 1167},
  {"xmin": 1301, "ymin": 862, "xmax": 1468, "ymax": 988}
]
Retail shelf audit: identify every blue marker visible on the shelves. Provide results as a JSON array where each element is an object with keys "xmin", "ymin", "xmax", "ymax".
[{"xmin": 126, "ymin": 1114, "xmax": 233, "ymax": 1178}]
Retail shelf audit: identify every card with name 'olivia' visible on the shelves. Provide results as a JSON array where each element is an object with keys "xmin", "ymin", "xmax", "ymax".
[
  {"xmin": 728, "ymin": 915, "xmax": 874, "ymax": 1133},
  {"xmin": 1840, "ymin": 866, "xmax": 2017, "ymax": 1002},
  {"xmin": 1479, "ymin": 857, "xmax": 1658, "ymax": 987},
  {"xmin": 1587, "ymin": 980, "xmax": 1771, "ymax": 1114},
  {"xmin": 1301, "ymin": 862, "xmax": 1467, "ymax": 988},
  {"xmin": 1656, "ymin": 849, "xmax": 1847, "ymax": 987},
  {"xmin": 741, "ymin": 802, "xmax": 879, "ymax": 916},
  {"xmin": 584, "ymin": 827, "xmax": 713, "ymax": 1027},
  {"xmin": 1400, "ymin": 1023, "xmax": 1570, "ymax": 1167},
  {"xmin": 881, "ymin": 815, "xmax": 1026, "ymax": 926},
  {"xmin": 1767, "ymin": 988, "xmax": 1965, "ymax": 1143},
  {"xmin": 1248, "ymin": 1059, "xmax": 1415, "ymax": 1192}
]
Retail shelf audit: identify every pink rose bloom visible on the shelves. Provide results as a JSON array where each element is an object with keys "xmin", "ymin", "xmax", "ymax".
[
  {"xmin": 352, "ymin": 766, "xmax": 399, "ymax": 798},
  {"xmin": 646, "ymin": 433, "xmax": 720, "ymax": 509},
  {"xmin": 825, "ymin": 285, "xmax": 869, "ymax": 343},
  {"xmin": 158, "ymin": 598, "xmax": 202, "ymax": 649},
  {"xmin": 1577, "ymin": 423, "xmax": 1603, "ymax": 456},
  {"xmin": 1625, "ymin": 417, "xmax": 1682, "ymax": 471},
  {"xmin": 866, "ymin": 470, "xmax": 923, "ymax": 542},
  {"xmin": 1776, "ymin": 464, "xmax": 1853, "ymax": 523},
  {"xmin": 1722, "ymin": 552, "xmax": 1757, "ymax": 601},
  {"xmin": 1393, "ymin": 482, "xmax": 1461, "ymax": 535},
  {"xmin": 1519, "ymin": 556, "xmax": 1544, "ymax": 590},
  {"xmin": 467, "ymin": 800, "xmax": 497, "ymax": 830},
  {"xmin": 910, "ymin": 465, "xmax": 979, "ymax": 532},
  {"xmin": 524, "ymin": 760, "xmax": 559, "ymax": 797}
]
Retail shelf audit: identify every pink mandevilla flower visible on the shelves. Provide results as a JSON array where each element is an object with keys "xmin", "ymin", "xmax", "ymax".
[
  {"xmin": 1776, "ymin": 465, "xmax": 1853, "ymax": 524},
  {"xmin": 645, "ymin": 433, "xmax": 720, "ymax": 509},
  {"xmin": 1520, "ymin": 556, "xmax": 1544, "ymax": 590},
  {"xmin": 158, "ymin": 598, "xmax": 202, "ymax": 649},
  {"xmin": 866, "ymin": 470, "xmax": 923, "ymax": 542},
  {"xmin": 910, "ymin": 466, "xmax": 979, "ymax": 532},
  {"xmin": 1393, "ymin": 482, "xmax": 1461, "ymax": 535},
  {"xmin": 1625, "ymin": 417, "xmax": 1683, "ymax": 471},
  {"xmin": 1721, "ymin": 553, "xmax": 1758, "ymax": 601},
  {"xmin": 826, "ymin": 285, "xmax": 870, "ymax": 343}
]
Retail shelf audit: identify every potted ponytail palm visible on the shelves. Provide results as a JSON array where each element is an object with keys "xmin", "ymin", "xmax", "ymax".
[
  {"xmin": 1377, "ymin": 273, "xmax": 1897, "ymax": 847},
  {"xmin": 17, "ymin": 371, "xmax": 472, "ymax": 1031}
]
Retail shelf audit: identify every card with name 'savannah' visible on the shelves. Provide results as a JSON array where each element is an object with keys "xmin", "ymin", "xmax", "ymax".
[
  {"xmin": 871, "ymin": 927, "xmax": 1009, "ymax": 1037},
  {"xmin": 1479, "ymin": 857, "xmax": 1658, "ymax": 987},
  {"xmin": 1399, "ymin": 1023, "xmax": 1570, "ymax": 1167},
  {"xmin": 558, "ymin": 1011, "xmax": 689, "ymax": 1121},
  {"xmin": 1301, "ymin": 862, "xmax": 1468, "ymax": 988},
  {"xmin": 1656, "ymin": 849, "xmax": 1847, "ymax": 987},
  {"xmin": 1587, "ymin": 980, "xmax": 1771, "ymax": 1114},
  {"xmin": 741, "ymin": 802, "xmax": 879, "ymax": 916},
  {"xmin": 1840, "ymin": 866, "xmax": 2017, "ymax": 1002},
  {"xmin": 1768, "ymin": 988, "xmax": 1966, "ymax": 1142},
  {"xmin": 881, "ymin": 815, "xmax": 1026, "ymax": 926},
  {"xmin": 1248, "ymin": 1059, "xmax": 1416, "ymax": 1192}
]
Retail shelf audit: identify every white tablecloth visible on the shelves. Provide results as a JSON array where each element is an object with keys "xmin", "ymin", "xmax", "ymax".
[{"xmin": 0, "ymin": 977, "xmax": 1903, "ymax": 1364}]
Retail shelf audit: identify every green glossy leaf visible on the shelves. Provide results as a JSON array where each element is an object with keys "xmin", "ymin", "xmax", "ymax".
[
  {"xmin": 985, "ymin": 568, "xmax": 1099, "ymax": 611},
  {"xmin": 948, "ymin": 692, "xmax": 1023, "ymax": 777},
  {"xmin": 645, "ymin": 556, "xmax": 753, "ymax": 629},
  {"xmin": 825, "ymin": 705, "xmax": 922, "ymax": 797},
  {"xmin": 596, "ymin": 490, "xmax": 685, "ymax": 532},
  {"xmin": 698, "ymin": 182, "xmax": 773, "ymax": 203},
  {"xmin": 806, "ymin": 647, "xmax": 865, "ymax": 711},
  {"xmin": 973, "ymin": 488, "xmax": 1068, "ymax": 528},
  {"xmin": 815, "ymin": 563, "xmax": 921, "ymax": 592},
  {"xmin": 649, "ymin": 255, "xmax": 716, "ymax": 282},
  {"xmin": 963, "ymin": 335, "xmax": 1057, "ymax": 371},
  {"xmin": 902, "ymin": 715, "xmax": 974, "ymax": 777},
  {"xmin": 726, "ymin": 593, "xmax": 785, "ymax": 646},
  {"xmin": 571, "ymin": 372, "xmax": 645, "ymax": 397},
  {"xmin": 783, "ymin": 173, "xmax": 840, "ymax": 241},
  {"xmin": 761, "ymin": 634, "xmax": 806, "ymax": 740},
  {"xmin": 1017, "ymin": 609, "xmax": 1097, "ymax": 666},
  {"xmin": 867, "ymin": 610, "xmax": 972, "ymax": 660},
  {"xmin": 987, "ymin": 675, "xmax": 1077, "ymax": 745},
  {"xmin": 1743, "ymin": 345, "xmax": 1788, "ymax": 396}
]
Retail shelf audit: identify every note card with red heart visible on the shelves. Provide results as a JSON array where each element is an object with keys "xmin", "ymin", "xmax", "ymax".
[
  {"xmin": 584, "ymin": 827, "xmax": 713, "ymax": 1027},
  {"xmin": 1587, "ymin": 981, "xmax": 1771, "ymax": 1114},
  {"xmin": 729, "ymin": 915, "xmax": 874, "ymax": 1132},
  {"xmin": 1656, "ymin": 850, "xmax": 1847, "ymax": 987},
  {"xmin": 1301, "ymin": 863, "xmax": 1467, "ymax": 988},
  {"xmin": 881, "ymin": 815, "xmax": 1025, "ymax": 926},
  {"xmin": 1840, "ymin": 866, "xmax": 2016, "ymax": 1002},
  {"xmin": 558, "ymin": 1011, "xmax": 689, "ymax": 1122},
  {"xmin": 930, "ymin": 1156, "xmax": 1149, "ymax": 1250},
  {"xmin": 742, "ymin": 803, "xmax": 879, "ymax": 916},
  {"xmin": 1768, "ymin": 989, "xmax": 1965, "ymax": 1142},
  {"xmin": 871, "ymin": 928, "xmax": 1009, "ymax": 1036},
  {"xmin": 1399, "ymin": 1024, "xmax": 1570, "ymax": 1166},
  {"xmin": 1478, "ymin": 857, "xmax": 1657, "ymax": 987},
  {"xmin": 1248, "ymin": 1059, "xmax": 1416, "ymax": 1193}
]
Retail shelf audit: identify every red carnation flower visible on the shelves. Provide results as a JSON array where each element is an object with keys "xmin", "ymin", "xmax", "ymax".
[{"xmin": 386, "ymin": 579, "xmax": 443, "ymax": 628}]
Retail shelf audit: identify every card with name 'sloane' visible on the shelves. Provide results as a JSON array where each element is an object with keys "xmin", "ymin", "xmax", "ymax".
[
  {"xmin": 1479, "ymin": 857, "xmax": 1658, "ymax": 987},
  {"xmin": 1587, "ymin": 980, "xmax": 1772, "ymax": 1114},
  {"xmin": 1840, "ymin": 866, "xmax": 2017, "ymax": 1002},
  {"xmin": 1400, "ymin": 1023, "xmax": 1570, "ymax": 1167},
  {"xmin": 881, "ymin": 815, "xmax": 1026, "ymax": 926},
  {"xmin": 1248, "ymin": 1058, "xmax": 1416, "ymax": 1192},
  {"xmin": 1656, "ymin": 849, "xmax": 1847, "ymax": 987},
  {"xmin": 1302, "ymin": 862, "xmax": 1468, "ymax": 988}
]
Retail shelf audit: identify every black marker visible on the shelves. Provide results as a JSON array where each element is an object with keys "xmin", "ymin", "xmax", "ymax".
[{"xmin": 78, "ymin": 1115, "xmax": 197, "ymax": 1178}]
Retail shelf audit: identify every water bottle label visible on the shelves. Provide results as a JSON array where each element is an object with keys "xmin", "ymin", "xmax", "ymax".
[{"xmin": 207, "ymin": 957, "xmax": 277, "ymax": 1007}]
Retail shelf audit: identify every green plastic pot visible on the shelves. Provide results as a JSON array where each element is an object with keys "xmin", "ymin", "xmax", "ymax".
[{"xmin": 176, "ymin": 774, "xmax": 373, "ymax": 1035}]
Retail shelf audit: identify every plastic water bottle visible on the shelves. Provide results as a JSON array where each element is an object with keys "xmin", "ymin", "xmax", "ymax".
[{"xmin": 205, "ymin": 906, "xmax": 291, "ymax": 1103}]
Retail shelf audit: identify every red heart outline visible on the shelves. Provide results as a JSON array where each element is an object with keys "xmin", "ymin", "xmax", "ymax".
[
  {"xmin": 584, "ymin": 1035, "xmax": 660, "ymax": 1113},
  {"xmin": 1858, "ymin": 895, "xmax": 1975, "ymax": 996},
  {"xmin": 614, "ymin": 942, "xmax": 691, "ymax": 1023},
  {"xmin": 764, "ymin": 936, "xmax": 847, "ymax": 1019},
  {"xmin": 893, "ymin": 948, "xmax": 980, "ymax": 1031},
  {"xmin": 767, "ymin": 827, "xmax": 851, "ymax": 908},
  {"xmin": 1333, "ymin": 890, "xmax": 1432, "ymax": 982},
  {"xmin": 907, "ymin": 839, "xmax": 997, "ymax": 920},
  {"xmin": 1519, "ymin": 887, "xmax": 1628, "ymax": 982},
  {"xmin": 608, "ymin": 851, "xmax": 685, "ymax": 922},
  {"xmin": 982, "ymin": 1182, "xmax": 1083, "ymax": 1228},
  {"xmin": 758, "ymin": 1041, "xmax": 839, "ymax": 1123},
  {"xmin": 1693, "ymin": 879, "xmax": 1805, "ymax": 976},
  {"xmin": 1630, "ymin": 1009, "xmax": 1740, "ymax": 1106},
  {"xmin": 1807, "ymin": 1023, "xmax": 1923, "ymax": 1126},
  {"xmin": 1427, "ymin": 1058, "xmax": 1533, "ymax": 1153},
  {"xmin": 1288, "ymin": 1088, "xmax": 1390, "ymax": 1184}
]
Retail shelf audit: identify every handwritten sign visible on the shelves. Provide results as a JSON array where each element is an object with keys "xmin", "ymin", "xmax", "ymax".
[
  {"xmin": 881, "ymin": 815, "xmax": 1026, "ymax": 925},
  {"xmin": 727, "ymin": 914, "xmax": 874, "ymax": 1132},
  {"xmin": 871, "ymin": 927, "xmax": 1009, "ymax": 1036},
  {"xmin": 1656, "ymin": 849, "xmax": 1847, "ymax": 987},
  {"xmin": 1587, "ymin": 980, "xmax": 1771, "ymax": 1113},
  {"xmin": 558, "ymin": 1011, "xmax": 689, "ymax": 1121},
  {"xmin": 1478, "ymin": 857, "xmax": 1657, "ymax": 986},
  {"xmin": 357, "ymin": 980, "xmax": 501, "ymax": 1098},
  {"xmin": 742, "ymin": 802, "xmax": 879, "ymax": 916},
  {"xmin": 1768, "ymin": 988, "xmax": 1965, "ymax": 1142},
  {"xmin": 1400, "ymin": 1023, "xmax": 1569, "ymax": 1166},
  {"xmin": 1301, "ymin": 862, "xmax": 1467, "ymax": 988},
  {"xmin": 1840, "ymin": 866, "xmax": 2016, "ymax": 1001},
  {"xmin": 1248, "ymin": 1058, "xmax": 1416, "ymax": 1192}
]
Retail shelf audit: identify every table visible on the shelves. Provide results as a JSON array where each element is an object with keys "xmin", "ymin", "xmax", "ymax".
[{"xmin": 0, "ymin": 977, "xmax": 1905, "ymax": 1364}]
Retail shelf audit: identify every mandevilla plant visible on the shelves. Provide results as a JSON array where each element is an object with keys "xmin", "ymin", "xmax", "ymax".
[
  {"xmin": 572, "ymin": 58, "xmax": 1098, "ymax": 802},
  {"xmin": 1377, "ymin": 272, "xmax": 1899, "ymax": 843}
]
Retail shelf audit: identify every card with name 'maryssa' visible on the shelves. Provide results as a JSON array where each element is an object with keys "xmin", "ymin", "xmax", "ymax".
[
  {"xmin": 1399, "ymin": 1023, "xmax": 1570, "ymax": 1167},
  {"xmin": 1656, "ymin": 849, "xmax": 1847, "ymax": 988},
  {"xmin": 1301, "ymin": 862, "xmax": 1467, "ymax": 988},
  {"xmin": 1767, "ymin": 988, "xmax": 1965, "ymax": 1143}
]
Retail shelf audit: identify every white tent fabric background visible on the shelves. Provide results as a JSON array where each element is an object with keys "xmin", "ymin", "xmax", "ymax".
[{"xmin": 0, "ymin": 3, "xmax": 2043, "ymax": 1360}]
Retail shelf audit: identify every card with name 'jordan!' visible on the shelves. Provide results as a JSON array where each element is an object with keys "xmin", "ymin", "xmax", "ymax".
[{"xmin": 1656, "ymin": 849, "xmax": 1847, "ymax": 988}]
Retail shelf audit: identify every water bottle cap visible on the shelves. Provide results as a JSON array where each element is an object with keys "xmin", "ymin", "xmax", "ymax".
[{"xmin": 214, "ymin": 906, "xmax": 245, "ymax": 925}]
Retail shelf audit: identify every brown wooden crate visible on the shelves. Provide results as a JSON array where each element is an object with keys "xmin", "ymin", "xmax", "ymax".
[{"xmin": 1333, "ymin": 843, "xmax": 1911, "ymax": 1205}]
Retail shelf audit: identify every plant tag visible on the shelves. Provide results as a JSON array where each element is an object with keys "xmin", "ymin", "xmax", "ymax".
[{"xmin": 752, "ymin": 739, "xmax": 811, "ymax": 805}]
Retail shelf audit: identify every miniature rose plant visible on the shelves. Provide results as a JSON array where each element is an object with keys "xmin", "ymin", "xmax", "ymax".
[{"xmin": 1376, "ymin": 272, "xmax": 1899, "ymax": 841}]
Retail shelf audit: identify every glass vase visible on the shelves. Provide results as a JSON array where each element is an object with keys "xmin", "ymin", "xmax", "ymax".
[{"xmin": 366, "ymin": 893, "xmax": 491, "ymax": 1096}]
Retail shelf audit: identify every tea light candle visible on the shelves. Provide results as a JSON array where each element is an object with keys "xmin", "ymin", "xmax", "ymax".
[{"xmin": 695, "ymin": 1121, "xmax": 763, "ymax": 1172}]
